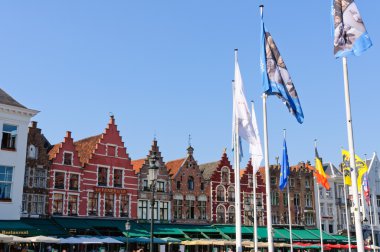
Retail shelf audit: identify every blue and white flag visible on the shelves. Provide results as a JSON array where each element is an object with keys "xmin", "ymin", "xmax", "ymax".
[
  {"xmin": 260, "ymin": 12, "xmax": 304, "ymax": 124},
  {"xmin": 279, "ymin": 138, "xmax": 290, "ymax": 191},
  {"xmin": 233, "ymin": 50, "xmax": 261, "ymax": 167},
  {"xmin": 332, "ymin": 0, "xmax": 372, "ymax": 58}
]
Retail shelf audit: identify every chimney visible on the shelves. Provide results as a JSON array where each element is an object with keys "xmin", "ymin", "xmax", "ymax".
[
  {"xmin": 31, "ymin": 121, "xmax": 37, "ymax": 128},
  {"xmin": 66, "ymin": 131, "xmax": 72, "ymax": 138},
  {"xmin": 110, "ymin": 115, "xmax": 115, "ymax": 124}
]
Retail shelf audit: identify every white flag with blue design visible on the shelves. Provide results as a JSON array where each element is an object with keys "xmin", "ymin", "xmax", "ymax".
[{"xmin": 332, "ymin": 0, "xmax": 372, "ymax": 58}]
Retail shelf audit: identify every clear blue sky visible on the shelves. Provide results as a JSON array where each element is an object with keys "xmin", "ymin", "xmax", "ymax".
[{"xmin": 0, "ymin": 1, "xmax": 378, "ymax": 167}]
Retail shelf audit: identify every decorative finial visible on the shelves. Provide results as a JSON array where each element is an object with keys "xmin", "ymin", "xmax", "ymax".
[
  {"xmin": 188, "ymin": 134, "xmax": 192, "ymax": 146},
  {"xmin": 223, "ymin": 147, "xmax": 227, "ymax": 154}
]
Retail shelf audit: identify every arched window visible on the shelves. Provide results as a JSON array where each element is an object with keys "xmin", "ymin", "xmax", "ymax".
[
  {"xmin": 217, "ymin": 186, "xmax": 225, "ymax": 201},
  {"xmin": 216, "ymin": 205, "xmax": 225, "ymax": 223},
  {"xmin": 221, "ymin": 167, "xmax": 229, "ymax": 183},
  {"xmin": 188, "ymin": 176, "xmax": 194, "ymax": 191},
  {"xmin": 228, "ymin": 206, "xmax": 235, "ymax": 224},
  {"xmin": 28, "ymin": 144, "xmax": 38, "ymax": 159},
  {"xmin": 228, "ymin": 186, "xmax": 235, "ymax": 202}
]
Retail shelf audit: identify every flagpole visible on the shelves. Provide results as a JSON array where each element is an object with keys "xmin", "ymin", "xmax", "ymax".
[
  {"xmin": 342, "ymin": 167, "xmax": 352, "ymax": 252},
  {"xmin": 342, "ymin": 56, "xmax": 365, "ymax": 252},
  {"xmin": 251, "ymin": 101, "xmax": 258, "ymax": 252},
  {"xmin": 262, "ymin": 92, "xmax": 274, "ymax": 252},
  {"xmin": 284, "ymin": 129, "xmax": 293, "ymax": 252},
  {"xmin": 314, "ymin": 139, "xmax": 324, "ymax": 252},
  {"xmin": 234, "ymin": 49, "xmax": 242, "ymax": 252}
]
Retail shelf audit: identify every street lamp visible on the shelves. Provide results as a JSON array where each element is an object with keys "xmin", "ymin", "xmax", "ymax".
[
  {"xmin": 149, "ymin": 152, "xmax": 160, "ymax": 252},
  {"xmin": 125, "ymin": 220, "xmax": 131, "ymax": 252}
]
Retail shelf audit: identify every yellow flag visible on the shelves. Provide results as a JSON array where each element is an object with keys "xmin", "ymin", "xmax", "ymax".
[
  {"xmin": 341, "ymin": 150, "xmax": 352, "ymax": 186},
  {"xmin": 341, "ymin": 149, "xmax": 368, "ymax": 191}
]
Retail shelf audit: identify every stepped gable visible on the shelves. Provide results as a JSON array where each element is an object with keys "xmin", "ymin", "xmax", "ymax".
[
  {"xmin": 208, "ymin": 151, "xmax": 233, "ymax": 181},
  {"xmin": 0, "ymin": 88, "xmax": 26, "ymax": 108},
  {"xmin": 241, "ymin": 159, "xmax": 265, "ymax": 185},
  {"xmin": 74, "ymin": 134, "xmax": 102, "ymax": 165},
  {"xmin": 48, "ymin": 131, "xmax": 82, "ymax": 165}
]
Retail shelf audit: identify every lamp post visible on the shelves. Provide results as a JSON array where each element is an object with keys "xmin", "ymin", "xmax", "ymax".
[
  {"xmin": 149, "ymin": 152, "xmax": 160, "ymax": 252},
  {"xmin": 125, "ymin": 220, "xmax": 131, "ymax": 252}
]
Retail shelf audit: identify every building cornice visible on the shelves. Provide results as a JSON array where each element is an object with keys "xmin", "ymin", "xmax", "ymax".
[{"xmin": 0, "ymin": 104, "xmax": 39, "ymax": 117}]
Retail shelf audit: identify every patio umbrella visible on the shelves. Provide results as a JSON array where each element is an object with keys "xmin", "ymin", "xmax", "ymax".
[
  {"xmin": 8, "ymin": 236, "xmax": 30, "ymax": 243},
  {"xmin": 160, "ymin": 237, "xmax": 182, "ymax": 244},
  {"xmin": 99, "ymin": 237, "xmax": 123, "ymax": 244},
  {"xmin": 0, "ymin": 234, "xmax": 13, "ymax": 243},
  {"xmin": 28, "ymin": 236, "xmax": 60, "ymax": 243}
]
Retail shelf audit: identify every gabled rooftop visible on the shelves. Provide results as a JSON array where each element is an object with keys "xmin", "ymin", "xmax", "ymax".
[
  {"xmin": 74, "ymin": 134, "xmax": 102, "ymax": 164},
  {"xmin": 199, "ymin": 161, "xmax": 219, "ymax": 180},
  {"xmin": 166, "ymin": 158, "xmax": 186, "ymax": 177},
  {"xmin": 0, "ymin": 88, "xmax": 26, "ymax": 108}
]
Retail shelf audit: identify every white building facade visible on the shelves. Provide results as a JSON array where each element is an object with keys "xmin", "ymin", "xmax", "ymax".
[{"xmin": 0, "ymin": 89, "xmax": 38, "ymax": 220}]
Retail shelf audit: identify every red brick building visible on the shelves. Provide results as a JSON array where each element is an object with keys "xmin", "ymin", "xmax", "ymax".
[
  {"xmin": 166, "ymin": 145, "xmax": 208, "ymax": 224},
  {"xmin": 131, "ymin": 139, "xmax": 172, "ymax": 223},
  {"xmin": 48, "ymin": 116, "xmax": 138, "ymax": 218},
  {"xmin": 200, "ymin": 152, "xmax": 266, "ymax": 225}
]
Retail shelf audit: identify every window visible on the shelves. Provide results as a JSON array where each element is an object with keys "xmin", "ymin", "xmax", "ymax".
[
  {"xmin": 228, "ymin": 187, "xmax": 235, "ymax": 202},
  {"xmin": 174, "ymin": 199, "xmax": 182, "ymax": 219},
  {"xmin": 221, "ymin": 167, "xmax": 229, "ymax": 183},
  {"xmin": 22, "ymin": 194, "xmax": 28, "ymax": 213},
  {"xmin": 160, "ymin": 202, "xmax": 169, "ymax": 220},
  {"xmin": 217, "ymin": 186, "xmax": 225, "ymax": 201},
  {"xmin": 68, "ymin": 195, "xmax": 78, "ymax": 216},
  {"xmin": 305, "ymin": 178, "xmax": 310, "ymax": 188},
  {"xmin": 377, "ymin": 196, "xmax": 380, "ymax": 207},
  {"xmin": 305, "ymin": 193, "xmax": 312, "ymax": 207},
  {"xmin": 329, "ymin": 224, "xmax": 334, "ymax": 234},
  {"xmin": 113, "ymin": 169, "xmax": 123, "ymax": 188},
  {"xmin": 63, "ymin": 152, "xmax": 73, "ymax": 165},
  {"xmin": 31, "ymin": 195, "xmax": 45, "ymax": 215},
  {"xmin": 200, "ymin": 182, "xmax": 204, "ymax": 191},
  {"xmin": 120, "ymin": 195, "xmax": 130, "ymax": 217},
  {"xmin": 176, "ymin": 181, "xmax": 181, "ymax": 190},
  {"xmin": 257, "ymin": 194, "xmax": 263, "ymax": 207},
  {"xmin": 294, "ymin": 193, "xmax": 300, "ymax": 206},
  {"xmin": 284, "ymin": 212, "xmax": 289, "ymax": 224},
  {"xmin": 271, "ymin": 192, "xmax": 279, "ymax": 206},
  {"xmin": 1, "ymin": 124, "xmax": 17, "ymax": 150},
  {"xmin": 289, "ymin": 178, "xmax": 295, "ymax": 187},
  {"xmin": 54, "ymin": 172, "xmax": 65, "ymax": 189},
  {"xmin": 138, "ymin": 200, "xmax": 148, "ymax": 219},
  {"xmin": 34, "ymin": 169, "xmax": 46, "ymax": 188},
  {"xmin": 152, "ymin": 200, "xmax": 158, "ymax": 220},
  {"xmin": 157, "ymin": 181, "xmax": 165, "ymax": 192},
  {"xmin": 188, "ymin": 176, "xmax": 194, "ymax": 190},
  {"xmin": 0, "ymin": 166, "xmax": 13, "ymax": 200},
  {"xmin": 69, "ymin": 174, "xmax": 79, "ymax": 190},
  {"xmin": 105, "ymin": 193, "xmax": 114, "ymax": 216},
  {"xmin": 98, "ymin": 167, "xmax": 108, "ymax": 186},
  {"xmin": 326, "ymin": 189, "xmax": 332, "ymax": 198},
  {"xmin": 53, "ymin": 194, "xmax": 64, "ymax": 215},
  {"xmin": 272, "ymin": 212, "xmax": 279, "ymax": 224},
  {"xmin": 248, "ymin": 174, "xmax": 253, "ymax": 188},
  {"xmin": 198, "ymin": 201, "xmax": 207, "ymax": 220},
  {"xmin": 186, "ymin": 200, "xmax": 195, "ymax": 219},
  {"xmin": 319, "ymin": 187, "xmax": 324, "ymax": 199},
  {"xmin": 217, "ymin": 205, "xmax": 225, "ymax": 223},
  {"xmin": 28, "ymin": 144, "xmax": 38, "ymax": 159},
  {"xmin": 143, "ymin": 180, "xmax": 149, "ymax": 191},
  {"xmin": 88, "ymin": 192, "xmax": 98, "ymax": 216},
  {"xmin": 328, "ymin": 204, "xmax": 333, "ymax": 216},
  {"xmin": 270, "ymin": 177, "xmax": 276, "ymax": 185},
  {"xmin": 305, "ymin": 212, "xmax": 314, "ymax": 225},
  {"xmin": 24, "ymin": 167, "xmax": 29, "ymax": 187},
  {"xmin": 228, "ymin": 206, "xmax": 235, "ymax": 224},
  {"xmin": 107, "ymin": 145, "xmax": 116, "ymax": 156},
  {"xmin": 283, "ymin": 192, "xmax": 288, "ymax": 206}
]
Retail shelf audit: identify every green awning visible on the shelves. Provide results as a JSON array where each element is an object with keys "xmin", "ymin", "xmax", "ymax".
[
  {"xmin": 306, "ymin": 229, "xmax": 338, "ymax": 243},
  {"xmin": 291, "ymin": 229, "xmax": 319, "ymax": 242},
  {"xmin": 0, "ymin": 220, "xmax": 36, "ymax": 236},
  {"xmin": 22, "ymin": 218, "xmax": 67, "ymax": 236}
]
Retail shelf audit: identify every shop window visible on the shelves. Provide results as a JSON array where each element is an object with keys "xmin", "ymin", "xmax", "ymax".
[
  {"xmin": 1, "ymin": 124, "xmax": 17, "ymax": 150},
  {"xmin": 88, "ymin": 192, "xmax": 98, "ymax": 216},
  {"xmin": 105, "ymin": 193, "xmax": 114, "ymax": 216},
  {"xmin": 120, "ymin": 195, "xmax": 129, "ymax": 217},
  {"xmin": 68, "ymin": 195, "xmax": 78, "ymax": 216},
  {"xmin": 53, "ymin": 194, "xmax": 64, "ymax": 215}
]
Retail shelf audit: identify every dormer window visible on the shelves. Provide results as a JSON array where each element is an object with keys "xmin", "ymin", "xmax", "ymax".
[
  {"xmin": 1, "ymin": 124, "xmax": 17, "ymax": 150},
  {"xmin": 221, "ymin": 167, "xmax": 229, "ymax": 183},
  {"xmin": 63, "ymin": 152, "xmax": 73, "ymax": 166},
  {"xmin": 188, "ymin": 176, "xmax": 194, "ymax": 191}
]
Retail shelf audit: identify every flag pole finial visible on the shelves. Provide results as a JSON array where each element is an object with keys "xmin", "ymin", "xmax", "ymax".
[
  {"xmin": 314, "ymin": 139, "xmax": 317, "ymax": 148},
  {"xmin": 283, "ymin": 129, "xmax": 286, "ymax": 139},
  {"xmin": 259, "ymin": 5, "xmax": 264, "ymax": 16}
]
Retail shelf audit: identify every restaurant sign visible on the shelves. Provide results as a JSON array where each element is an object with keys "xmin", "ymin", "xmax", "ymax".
[
  {"xmin": 93, "ymin": 187, "xmax": 128, "ymax": 194},
  {"xmin": 1, "ymin": 230, "xmax": 29, "ymax": 235}
]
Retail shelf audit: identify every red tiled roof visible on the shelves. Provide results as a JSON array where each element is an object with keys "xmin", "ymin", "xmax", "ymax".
[
  {"xmin": 131, "ymin": 158, "xmax": 146, "ymax": 173},
  {"xmin": 166, "ymin": 158, "xmax": 186, "ymax": 177},
  {"xmin": 74, "ymin": 134, "xmax": 102, "ymax": 164},
  {"xmin": 48, "ymin": 143, "xmax": 62, "ymax": 160}
]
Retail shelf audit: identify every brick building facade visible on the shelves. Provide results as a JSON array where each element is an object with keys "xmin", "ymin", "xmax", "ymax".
[
  {"xmin": 22, "ymin": 121, "xmax": 51, "ymax": 217},
  {"xmin": 47, "ymin": 116, "xmax": 138, "ymax": 218}
]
